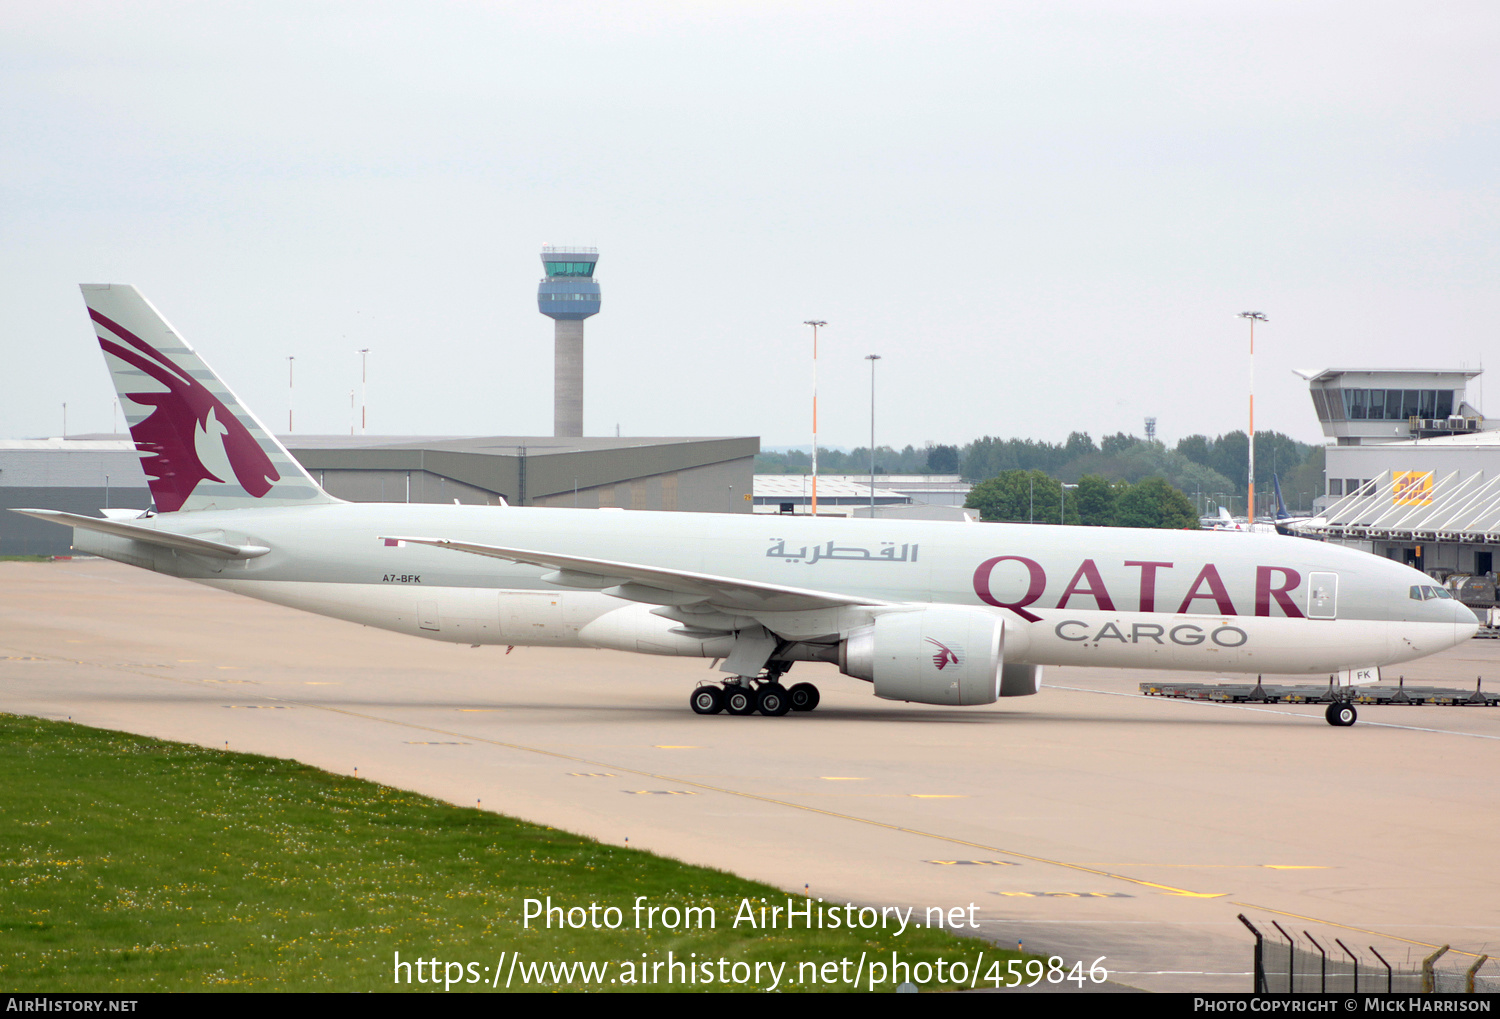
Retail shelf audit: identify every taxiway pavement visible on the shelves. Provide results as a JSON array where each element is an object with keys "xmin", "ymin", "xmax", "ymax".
[{"xmin": 3, "ymin": 560, "xmax": 1498, "ymax": 993}]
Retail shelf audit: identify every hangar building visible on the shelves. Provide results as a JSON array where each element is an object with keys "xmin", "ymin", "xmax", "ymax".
[{"xmin": 2, "ymin": 433, "xmax": 756, "ymax": 556}]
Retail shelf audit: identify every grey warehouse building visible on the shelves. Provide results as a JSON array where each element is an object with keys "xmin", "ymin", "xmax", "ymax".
[
  {"xmin": 2, "ymin": 433, "xmax": 756, "ymax": 556},
  {"xmin": 291, "ymin": 434, "xmax": 756, "ymax": 511},
  {"xmin": 0, "ymin": 439, "xmax": 154, "ymax": 555}
]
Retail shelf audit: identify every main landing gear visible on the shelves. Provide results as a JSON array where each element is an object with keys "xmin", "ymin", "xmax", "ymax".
[
  {"xmin": 1325, "ymin": 700, "xmax": 1358, "ymax": 727},
  {"xmin": 690, "ymin": 676, "xmax": 820, "ymax": 717}
]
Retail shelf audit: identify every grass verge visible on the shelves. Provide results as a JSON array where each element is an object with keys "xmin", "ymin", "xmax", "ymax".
[{"xmin": 0, "ymin": 713, "xmax": 1022, "ymax": 992}]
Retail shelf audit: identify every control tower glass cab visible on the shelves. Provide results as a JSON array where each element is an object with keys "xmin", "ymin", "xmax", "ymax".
[
  {"xmin": 537, "ymin": 246, "xmax": 600, "ymax": 438},
  {"xmin": 538, "ymin": 247, "xmax": 601, "ymax": 320}
]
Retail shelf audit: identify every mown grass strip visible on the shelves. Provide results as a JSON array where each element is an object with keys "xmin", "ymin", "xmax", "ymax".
[{"xmin": 0, "ymin": 714, "xmax": 1020, "ymax": 992}]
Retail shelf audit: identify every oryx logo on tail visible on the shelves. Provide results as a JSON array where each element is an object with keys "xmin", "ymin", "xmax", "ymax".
[
  {"xmin": 80, "ymin": 284, "xmax": 337, "ymax": 513},
  {"xmin": 91, "ymin": 308, "xmax": 280, "ymax": 512}
]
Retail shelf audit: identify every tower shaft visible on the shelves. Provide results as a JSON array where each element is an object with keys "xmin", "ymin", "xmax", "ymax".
[
  {"xmin": 537, "ymin": 245, "xmax": 600, "ymax": 438},
  {"xmin": 554, "ymin": 318, "xmax": 584, "ymax": 438}
]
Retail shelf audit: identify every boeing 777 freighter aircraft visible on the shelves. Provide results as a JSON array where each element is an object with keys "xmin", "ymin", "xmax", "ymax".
[{"xmin": 13, "ymin": 286, "xmax": 1480, "ymax": 726}]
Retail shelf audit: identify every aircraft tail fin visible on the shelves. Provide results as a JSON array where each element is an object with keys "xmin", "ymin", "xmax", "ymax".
[
  {"xmin": 81, "ymin": 284, "xmax": 340, "ymax": 513},
  {"xmin": 1273, "ymin": 473, "xmax": 1291, "ymax": 520}
]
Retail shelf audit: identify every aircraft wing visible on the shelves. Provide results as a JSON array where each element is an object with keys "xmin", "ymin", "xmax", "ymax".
[
  {"xmin": 385, "ymin": 536, "xmax": 892, "ymax": 614},
  {"xmin": 10, "ymin": 508, "xmax": 270, "ymax": 559}
]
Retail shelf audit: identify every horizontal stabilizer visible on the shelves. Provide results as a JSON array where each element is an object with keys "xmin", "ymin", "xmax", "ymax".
[
  {"xmin": 10, "ymin": 509, "xmax": 270, "ymax": 560},
  {"xmin": 383, "ymin": 536, "xmax": 889, "ymax": 614}
]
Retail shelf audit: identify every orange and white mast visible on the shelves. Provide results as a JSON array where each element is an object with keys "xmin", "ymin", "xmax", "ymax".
[
  {"xmin": 804, "ymin": 320, "xmax": 826, "ymax": 516},
  {"xmin": 1239, "ymin": 311, "xmax": 1267, "ymax": 523}
]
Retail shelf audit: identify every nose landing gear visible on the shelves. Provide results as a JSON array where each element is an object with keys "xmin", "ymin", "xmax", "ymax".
[{"xmin": 1325, "ymin": 700, "xmax": 1358, "ymax": 727}]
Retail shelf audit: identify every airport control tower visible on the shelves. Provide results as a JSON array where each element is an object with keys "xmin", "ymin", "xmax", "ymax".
[{"xmin": 537, "ymin": 246, "xmax": 600, "ymax": 437}]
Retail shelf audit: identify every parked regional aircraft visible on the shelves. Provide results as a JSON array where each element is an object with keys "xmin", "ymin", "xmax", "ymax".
[
  {"xmin": 1204, "ymin": 506, "xmax": 1278, "ymax": 534},
  {"xmin": 1271, "ymin": 474, "xmax": 1323, "ymax": 536},
  {"xmin": 13, "ymin": 286, "xmax": 1480, "ymax": 726}
]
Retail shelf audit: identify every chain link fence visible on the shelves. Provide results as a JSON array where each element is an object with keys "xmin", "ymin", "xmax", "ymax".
[{"xmin": 1240, "ymin": 915, "xmax": 1495, "ymax": 994}]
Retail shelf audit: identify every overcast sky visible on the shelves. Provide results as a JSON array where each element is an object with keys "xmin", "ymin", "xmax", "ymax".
[{"xmin": 3, "ymin": 2, "xmax": 1497, "ymax": 451}]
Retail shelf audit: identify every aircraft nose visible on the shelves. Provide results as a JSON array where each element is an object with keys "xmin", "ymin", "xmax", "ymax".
[{"xmin": 1452, "ymin": 599, "xmax": 1482, "ymax": 641}]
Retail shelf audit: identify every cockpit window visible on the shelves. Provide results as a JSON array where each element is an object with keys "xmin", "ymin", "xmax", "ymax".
[{"xmin": 1410, "ymin": 585, "xmax": 1453, "ymax": 600}]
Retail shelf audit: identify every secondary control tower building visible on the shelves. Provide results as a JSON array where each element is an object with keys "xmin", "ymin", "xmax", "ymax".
[{"xmin": 537, "ymin": 246, "xmax": 600, "ymax": 437}]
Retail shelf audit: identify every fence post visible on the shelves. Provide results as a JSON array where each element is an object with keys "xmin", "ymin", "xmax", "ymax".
[
  {"xmin": 1305, "ymin": 932, "xmax": 1328, "ymax": 993},
  {"xmin": 1336, "ymin": 939, "xmax": 1360, "ymax": 993},
  {"xmin": 1370, "ymin": 946, "xmax": 1394, "ymax": 994},
  {"xmin": 1422, "ymin": 945, "xmax": 1450, "ymax": 993},
  {"xmin": 1238, "ymin": 914, "xmax": 1266, "ymax": 994},
  {"xmin": 1273, "ymin": 921, "xmax": 1297, "ymax": 992},
  {"xmin": 1465, "ymin": 955, "xmax": 1489, "ymax": 994}
]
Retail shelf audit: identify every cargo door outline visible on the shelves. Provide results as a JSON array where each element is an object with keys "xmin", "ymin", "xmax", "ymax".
[
  {"xmin": 1307, "ymin": 572, "xmax": 1338, "ymax": 620},
  {"xmin": 502, "ymin": 591, "xmax": 563, "ymax": 643}
]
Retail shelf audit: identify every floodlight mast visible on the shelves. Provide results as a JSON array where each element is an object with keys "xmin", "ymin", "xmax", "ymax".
[
  {"xmin": 865, "ymin": 354, "xmax": 881, "ymax": 513},
  {"xmin": 1238, "ymin": 311, "xmax": 1267, "ymax": 523},
  {"xmin": 358, "ymin": 348, "xmax": 370, "ymax": 434},
  {"xmin": 804, "ymin": 320, "xmax": 826, "ymax": 515}
]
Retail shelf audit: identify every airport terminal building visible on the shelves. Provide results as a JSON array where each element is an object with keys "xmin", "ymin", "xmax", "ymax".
[{"xmin": 1297, "ymin": 368, "xmax": 1500, "ymax": 590}]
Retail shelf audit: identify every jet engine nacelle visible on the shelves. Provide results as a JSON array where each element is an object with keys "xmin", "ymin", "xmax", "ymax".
[{"xmin": 839, "ymin": 606, "xmax": 1007, "ymax": 706}]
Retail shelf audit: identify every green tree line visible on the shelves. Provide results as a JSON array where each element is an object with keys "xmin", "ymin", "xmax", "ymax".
[
  {"xmin": 963, "ymin": 471, "xmax": 1199, "ymax": 529},
  {"xmin": 757, "ymin": 444, "xmax": 960, "ymax": 476},
  {"xmin": 757, "ymin": 429, "xmax": 1325, "ymax": 515}
]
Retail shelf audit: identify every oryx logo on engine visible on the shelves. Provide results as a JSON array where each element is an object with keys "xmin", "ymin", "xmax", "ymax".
[{"xmin": 925, "ymin": 638, "xmax": 961, "ymax": 671}]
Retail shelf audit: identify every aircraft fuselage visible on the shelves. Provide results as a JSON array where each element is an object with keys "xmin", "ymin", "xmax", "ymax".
[{"xmin": 75, "ymin": 501, "xmax": 1478, "ymax": 676}]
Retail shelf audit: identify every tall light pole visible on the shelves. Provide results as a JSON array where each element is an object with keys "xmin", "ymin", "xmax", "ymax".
[
  {"xmin": 1239, "ymin": 311, "xmax": 1266, "ymax": 523},
  {"xmin": 287, "ymin": 356, "xmax": 296, "ymax": 433},
  {"xmin": 804, "ymin": 321, "xmax": 826, "ymax": 516},
  {"xmin": 358, "ymin": 348, "xmax": 370, "ymax": 434},
  {"xmin": 1061, "ymin": 482, "xmax": 1077, "ymax": 525},
  {"xmin": 865, "ymin": 354, "xmax": 881, "ymax": 514}
]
